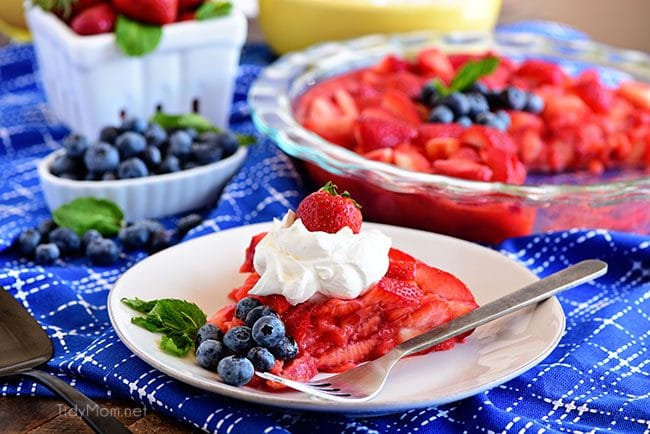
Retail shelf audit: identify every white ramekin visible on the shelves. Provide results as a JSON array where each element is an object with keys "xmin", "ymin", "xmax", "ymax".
[{"xmin": 37, "ymin": 147, "xmax": 248, "ymax": 220}]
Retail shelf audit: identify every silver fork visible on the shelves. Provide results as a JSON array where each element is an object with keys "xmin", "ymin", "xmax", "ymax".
[{"xmin": 256, "ymin": 259, "xmax": 607, "ymax": 402}]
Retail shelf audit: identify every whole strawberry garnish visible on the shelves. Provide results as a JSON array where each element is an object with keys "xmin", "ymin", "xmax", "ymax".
[
  {"xmin": 71, "ymin": 3, "xmax": 117, "ymax": 35},
  {"xmin": 112, "ymin": 0, "xmax": 178, "ymax": 25},
  {"xmin": 295, "ymin": 182, "xmax": 363, "ymax": 234}
]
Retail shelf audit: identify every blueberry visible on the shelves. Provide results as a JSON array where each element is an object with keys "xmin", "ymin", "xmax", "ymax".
[
  {"xmin": 245, "ymin": 306, "xmax": 277, "ymax": 328},
  {"xmin": 82, "ymin": 229, "xmax": 103, "ymax": 248},
  {"xmin": 196, "ymin": 324, "xmax": 223, "ymax": 348},
  {"xmin": 217, "ymin": 355, "xmax": 254, "ymax": 386},
  {"xmin": 84, "ymin": 143, "xmax": 120, "ymax": 173},
  {"xmin": 141, "ymin": 146, "xmax": 162, "ymax": 169},
  {"xmin": 63, "ymin": 134, "xmax": 90, "ymax": 158},
  {"xmin": 136, "ymin": 219, "xmax": 165, "ymax": 234},
  {"xmin": 191, "ymin": 142, "xmax": 224, "ymax": 165},
  {"xmin": 475, "ymin": 111, "xmax": 507, "ymax": 131},
  {"xmin": 86, "ymin": 238, "xmax": 120, "ymax": 265},
  {"xmin": 177, "ymin": 213, "xmax": 203, "ymax": 237},
  {"xmin": 525, "ymin": 93, "xmax": 545, "ymax": 114},
  {"xmin": 17, "ymin": 228, "xmax": 41, "ymax": 256},
  {"xmin": 38, "ymin": 219, "xmax": 57, "ymax": 239},
  {"xmin": 457, "ymin": 116, "xmax": 473, "ymax": 127},
  {"xmin": 420, "ymin": 83, "xmax": 438, "ymax": 105},
  {"xmin": 184, "ymin": 128, "xmax": 198, "ymax": 140},
  {"xmin": 269, "ymin": 336, "xmax": 299, "ymax": 361},
  {"xmin": 222, "ymin": 326, "xmax": 255, "ymax": 354},
  {"xmin": 158, "ymin": 155, "xmax": 181, "ymax": 174},
  {"xmin": 145, "ymin": 123, "xmax": 167, "ymax": 146},
  {"xmin": 500, "ymin": 87, "xmax": 527, "ymax": 111},
  {"xmin": 215, "ymin": 132, "xmax": 239, "ymax": 157},
  {"xmin": 117, "ymin": 158, "xmax": 148, "ymax": 179},
  {"xmin": 115, "ymin": 132, "xmax": 147, "ymax": 159},
  {"xmin": 197, "ymin": 131, "xmax": 220, "ymax": 144},
  {"xmin": 465, "ymin": 92, "xmax": 490, "ymax": 117},
  {"xmin": 148, "ymin": 229, "xmax": 173, "ymax": 253},
  {"xmin": 252, "ymin": 315, "xmax": 285, "ymax": 348},
  {"xmin": 428, "ymin": 105, "xmax": 454, "ymax": 123},
  {"xmin": 247, "ymin": 347, "xmax": 275, "ymax": 372},
  {"xmin": 85, "ymin": 172, "xmax": 103, "ymax": 181},
  {"xmin": 438, "ymin": 93, "xmax": 470, "ymax": 117},
  {"xmin": 119, "ymin": 222, "xmax": 150, "ymax": 250},
  {"xmin": 49, "ymin": 227, "xmax": 81, "ymax": 254},
  {"xmin": 196, "ymin": 339, "xmax": 228, "ymax": 371},
  {"xmin": 51, "ymin": 154, "xmax": 80, "ymax": 177},
  {"xmin": 121, "ymin": 117, "xmax": 148, "ymax": 134},
  {"xmin": 235, "ymin": 297, "xmax": 262, "ymax": 321},
  {"xmin": 99, "ymin": 126, "xmax": 120, "ymax": 144},
  {"xmin": 495, "ymin": 110, "xmax": 511, "ymax": 129},
  {"xmin": 102, "ymin": 171, "xmax": 117, "ymax": 181},
  {"xmin": 183, "ymin": 161, "xmax": 200, "ymax": 171},
  {"xmin": 168, "ymin": 131, "xmax": 193, "ymax": 157},
  {"xmin": 35, "ymin": 243, "xmax": 60, "ymax": 264},
  {"xmin": 467, "ymin": 81, "xmax": 489, "ymax": 95}
]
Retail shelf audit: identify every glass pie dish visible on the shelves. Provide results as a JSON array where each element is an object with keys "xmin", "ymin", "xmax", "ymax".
[{"xmin": 249, "ymin": 32, "xmax": 650, "ymax": 243}]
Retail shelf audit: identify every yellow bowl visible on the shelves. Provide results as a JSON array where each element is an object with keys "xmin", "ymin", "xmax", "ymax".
[
  {"xmin": 0, "ymin": 0, "xmax": 31, "ymax": 41},
  {"xmin": 258, "ymin": 0, "xmax": 503, "ymax": 54}
]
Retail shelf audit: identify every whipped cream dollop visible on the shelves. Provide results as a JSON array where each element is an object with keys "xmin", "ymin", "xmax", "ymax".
[{"xmin": 248, "ymin": 211, "xmax": 391, "ymax": 305}]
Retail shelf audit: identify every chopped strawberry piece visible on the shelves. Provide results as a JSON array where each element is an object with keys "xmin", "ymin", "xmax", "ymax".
[
  {"xmin": 380, "ymin": 89, "xmax": 422, "ymax": 125},
  {"xmin": 281, "ymin": 354, "xmax": 319, "ymax": 380},
  {"xmin": 416, "ymin": 48, "xmax": 454, "ymax": 83},
  {"xmin": 508, "ymin": 111, "xmax": 544, "ymax": 133},
  {"xmin": 460, "ymin": 126, "xmax": 518, "ymax": 155},
  {"xmin": 385, "ymin": 71, "xmax": 428, "ymax": 100},
  {"xmin": 432, "ymin": 159, "xmax": 493, "ymax": 181},
  {"xmin": 415, "ymin": 263, "xmax": 476, "ymax": 302},
  {"xmin": 208, "ymin": 303, "xmax": 236, "ymax": 332},
  {"xmin": 394, "ymin": 143, "xmax": 431, "ymax": 172},
  {"xmin": 354, "ymin": 116, "xmax": 417, "ymax": 153},
  {"xmin": 372, "ymin": 55, "xmax": 411, "ymax": 74},
  {"xmin": 572, "ymin": 71, "xmax": 613, "ymax": 113},
  {"xmin": 424, "ymin": 137, "xmax": 461, "ymax": 161},
  {"xmin": 619, "ymin": 81, "xmax": 650, "ymax": 111},
  {"xmin": 514, "ymin": 59, "xmax": 568, "ymax": 88},
  {"xmin": 363, "ymin": 148, "xmax": 395, "ymax": 164},
  {"xmin": 415, "ymin": 123, "xmax": 464, "ymax": 146},
  {"xmin": 317, "ymin": 337, "xmax": 378, "ymax": 372},
  {"xmin": 480, "ymin": 147, "xmax": 527, "ymax": 183},
  {"xmin": 228, "ymin": 273, "xmax": 260, "ymax": 301}
]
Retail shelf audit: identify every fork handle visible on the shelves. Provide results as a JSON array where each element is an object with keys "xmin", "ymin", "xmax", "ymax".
[
  {"xmin": 21, "ymin": 369, "xmax": 132, "ymax": 434},
  {"xmin": 396, "ymin": 259, "xmax": 607, "ymax": 357}
]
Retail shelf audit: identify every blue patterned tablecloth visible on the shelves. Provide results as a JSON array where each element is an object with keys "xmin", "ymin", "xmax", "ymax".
[{"xmin": 1, "ymin": 22, "xmax": 649, "ymax": 434}]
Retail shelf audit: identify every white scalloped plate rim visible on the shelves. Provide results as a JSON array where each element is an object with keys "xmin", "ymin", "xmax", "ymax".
[{"xmin": 108, "ymin": 222, "xmax": 565, "ymax": 415}]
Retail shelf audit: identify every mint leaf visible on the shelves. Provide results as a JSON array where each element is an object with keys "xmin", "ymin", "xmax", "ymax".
[
  {"xmin": 52, "ymin": 197, "xmax": 124, "ymax": 237},
  {"xmin": 160, "ymin": 334, "xmax": 194, "ymax": 357},
  {"xmin": 115, "ymin": 15, "xmax": 163, "ymax": 57},
  {"xmin": 151, "ymin": 112, "xmax": 218, "ymax": 133},
  {"xmin": 448, "ymin": 57, "xmax": 500, "ymax": 94},
  {"xmin": 122, "ymin": 298, "xmax": 207, "ymax": 358},
  {"xmin": 196, "ymin": 1, "xmax": 233, "ymax": 21},
  {"xmin": 121, "ymin": 297, "xmax": 157, "ymax": 313}
]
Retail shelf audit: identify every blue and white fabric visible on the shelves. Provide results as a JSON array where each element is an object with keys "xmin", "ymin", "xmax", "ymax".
[{"xmin": 0, "ymin": 22, "xmax": 649, "ymax": 434}]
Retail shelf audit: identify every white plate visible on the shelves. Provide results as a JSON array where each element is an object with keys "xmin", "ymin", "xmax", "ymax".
[{"xmin": 108, "ymin": 222, "xmax": 565, "ymax": 414}]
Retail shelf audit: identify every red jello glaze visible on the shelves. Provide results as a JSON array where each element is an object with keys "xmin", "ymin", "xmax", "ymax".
[{"xmin": 209, "ymin": 239, "xmax": 479, "ymax": 389}]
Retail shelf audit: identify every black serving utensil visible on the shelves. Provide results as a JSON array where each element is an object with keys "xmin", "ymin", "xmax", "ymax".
[{"xmin": 0, "ymin": 286, "xmax": 130, "ymax": 433}]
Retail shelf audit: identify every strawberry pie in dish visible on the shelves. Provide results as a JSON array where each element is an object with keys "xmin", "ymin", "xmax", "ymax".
[{"xmin": 203, "ymin": 184, "xmax": 478, "ymax": 388}]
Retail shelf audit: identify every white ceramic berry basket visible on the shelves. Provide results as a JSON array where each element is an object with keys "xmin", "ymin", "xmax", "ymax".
[
  {"xmin": 24, "ymin": 2, "xmax": 247, "ymax": 138},
  {"xmin": 37, "ymin": 146, "xmax": 248, "ymax": 220}
]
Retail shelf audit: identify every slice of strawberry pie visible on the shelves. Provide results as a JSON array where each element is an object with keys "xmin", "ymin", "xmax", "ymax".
[{"xmin": 204, "ymin": 183, "xmax": 479, "ymax": 388}]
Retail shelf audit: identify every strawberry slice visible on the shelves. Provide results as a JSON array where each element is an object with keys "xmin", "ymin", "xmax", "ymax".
[
  {"xmin": 363, "ymin": 148, "xmax": 395, "ymax": 164},
  {"xmin": 317, "ymin": 337, "xmax": 378, "ymax": 371},
  {"xmin": 619, "ymin": 81, "xmax": 650, "ymax": 111},
  {"xmin": 416, "ymin": 48, "xmax": 454, "ymax": 83},
  {"xmin": 386, "ymin": 248, "xmax": 417, "ymax": 280},
  {"xmin": 460, "ymin": 126, "xmax": 518, "ymax": 155},
  {"xmin": 304, "ymin": 96, "xmax": 356, "ymax": 147},
  {"xmin": 415, "ymin": 262, "xmax": 476, "ymax": 302},
  {"xmin": 354, "ymin": 116, "xmax": 417, "ymax": 153},
  {"xmin": 480, "ymin": 147, "xmax": 527, "ymax": 184},
  {"xmin": 385, "ymin": 71, "xmax": 428, "ymax": 100},
  {"xmin": 424, "ymin": 137, "xmax": 461, "ymax": 161},
  {"xmin": 432, "ymin": 159, "xmax": 493, "ymax": 181},
  {"xmin": 240, "ymin": 232, "xmax": 267, "ymax": 273},
  {"xmin": 397, "ymin": 297, "xmax": 452, "ymax": 341},
  {"xmin": 281, "ymin": 354, "xmax": 319, "ymax": 381},
  {"xmin": 543, "ymin": 94, "xmax": 589, "ymax": 127},
  {"xmin": 394, "ymin": 143, "xmax": 431, "ymax": 172},
  {"xmin": 372, "ymin": 55, "xmax": 411, "ymax": 74},
  {"xmin": 572, "ymin": 71, "xmax": 613, "ymax": 113},
  {"xmin": 415, "ymin": 123, "xmax": 464, "ymax": 146},
  {"xmin": 514, "ymin": 59, "xmax": 568, "ymax": 88},
  {"xmin": 380, "ymin": 89, "xmax": 422, "ymax": 125},
  {"xmin": 365, "ymin": 277, "xmax": 424, "ymax": 305},
  {"xmin": 208, "ymin": 303, "xmax": 236, "ymax": 332}
]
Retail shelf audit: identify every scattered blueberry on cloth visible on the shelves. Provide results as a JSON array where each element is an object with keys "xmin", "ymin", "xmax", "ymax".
[{"xmin": 1, "ymin": 23, "xmax": 649, "ymax": 433}]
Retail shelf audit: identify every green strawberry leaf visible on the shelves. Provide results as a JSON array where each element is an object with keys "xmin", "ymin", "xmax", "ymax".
[
  {"xmin": 196, "ymin": 1, "xmax": 233, "ymax": 21},
  {"xmin": 52, "ymin": 197, "xmax": 124, "ymax": 237},
  {"xmin": 115, "ymin": 15, "xmax": 163, "ymax": 57}
]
